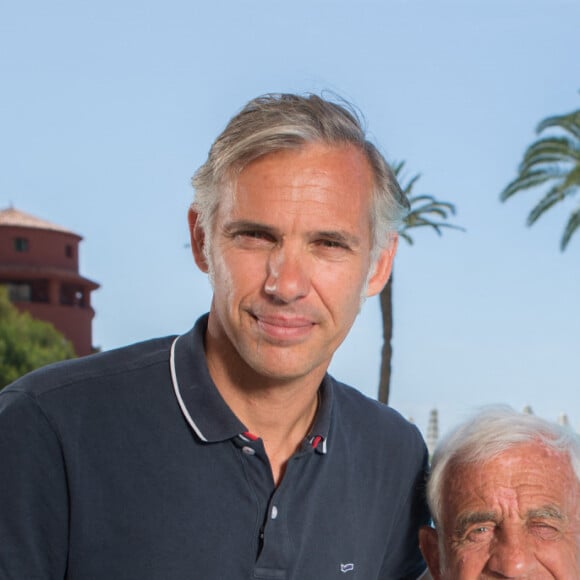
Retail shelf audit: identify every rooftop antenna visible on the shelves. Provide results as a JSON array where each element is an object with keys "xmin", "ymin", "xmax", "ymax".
[{"xmin": 426, "ymin": 408, "xmax": 439, "ymax": 457}]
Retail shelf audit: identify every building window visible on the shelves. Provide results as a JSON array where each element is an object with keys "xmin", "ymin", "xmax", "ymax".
[
  {"xmin": 60, "ymin": 283, "xmax": 85, "ymax": 307},
  {"xmin": 14, "ymin": 237, "xmax": 29, "ymax": 252},
  {"xmin": 7, "ymin": 282, "xmax": 32, "ymax": 302},
  {"xmin": 2, "ymin": 280, "xmax": 49, "ymax": 303},
  {"xmin": 30, "ymin": 279, "xmax": 49, "ymax": 303},
  {"xmin": 65, "ymin": 244, "xmax": 74, "ymax": 258}
]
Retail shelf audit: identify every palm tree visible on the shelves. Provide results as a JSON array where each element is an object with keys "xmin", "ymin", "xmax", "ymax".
[
  {"xmin": 500, "ymin": 104, "xmax": 580, "ymax": 251},
  {"xmin": 378, "ymin": 162, "xmax": 462, "ymax": 404}
]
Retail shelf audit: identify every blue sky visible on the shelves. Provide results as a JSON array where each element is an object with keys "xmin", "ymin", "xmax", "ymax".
[{"xmin": 1, "ymin": 0, "xmax": 578, "ymax": 437}]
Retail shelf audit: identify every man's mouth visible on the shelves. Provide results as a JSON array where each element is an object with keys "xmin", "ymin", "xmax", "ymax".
[{"xmin": 251, "ymin": 313, "xmax": 316, "ymax": 342}]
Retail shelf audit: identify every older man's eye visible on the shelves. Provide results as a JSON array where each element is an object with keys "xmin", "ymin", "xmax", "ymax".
[
  {"xmin": 465, "ymin": 526, "xmax": 493, "ymax": 543},
  {"xmin": 530, "ymin": 522, "xmax": 561, "ymax": 541}
]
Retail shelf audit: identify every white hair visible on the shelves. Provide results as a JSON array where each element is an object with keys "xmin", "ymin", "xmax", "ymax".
[{"xmin": 427, "ymin": 405, "xmax": 580, "ymax": 530}]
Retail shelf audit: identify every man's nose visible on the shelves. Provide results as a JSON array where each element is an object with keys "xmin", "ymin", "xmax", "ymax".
[
  {"xmin": 485, "ymin": 527, "xmax": 537, "ymax": 578},
  {"xmin": 264, "ymin": 246, "xmax": 310, "ymax": 303}
]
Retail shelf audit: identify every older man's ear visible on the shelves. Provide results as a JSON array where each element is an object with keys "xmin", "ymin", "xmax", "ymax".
[{"xmin": 419, "ymin": 526, "xmax": 442, "ymax": 580}]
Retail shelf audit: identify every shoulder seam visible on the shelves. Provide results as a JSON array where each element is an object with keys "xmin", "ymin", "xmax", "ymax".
[
  {"xmin": 0, "ymin": 389, "xmax": 65, "ymax": 448},
  {"xmin": 12, "ymin": 349, "xmax": 171, "ymax": 399}
]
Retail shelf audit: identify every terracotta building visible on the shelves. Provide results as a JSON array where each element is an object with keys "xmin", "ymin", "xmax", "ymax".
[{"xmin": 0, "ymin": 207, "xmax": 99, "ymax": 356}]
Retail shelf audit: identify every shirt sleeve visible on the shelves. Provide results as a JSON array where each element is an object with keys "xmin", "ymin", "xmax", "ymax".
[
  {"xmin": 378, "ymin": 431, "xmax": 431, "ymax": 580},
  {"xmin": 0, "ymin": 389, "xmax": 69, "ymax": 579}
]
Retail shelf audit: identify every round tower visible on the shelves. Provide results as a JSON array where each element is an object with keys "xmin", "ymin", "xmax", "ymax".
[{"xmin": 0, "ymin": 207, "xmax": 99, "ymax": 356}]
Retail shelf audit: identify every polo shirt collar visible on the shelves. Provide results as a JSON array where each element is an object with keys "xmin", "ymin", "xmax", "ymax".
[
  {"xmin": 170, "ymin": 315, "xmax": 245, "ymax": 442},
  {"xmin": 307, "ymin": 374, "xmax": 332, "ymax": 454},
  {"xmin": 170, "ymin": 314, "xmax": 333, "ymax": 453}
]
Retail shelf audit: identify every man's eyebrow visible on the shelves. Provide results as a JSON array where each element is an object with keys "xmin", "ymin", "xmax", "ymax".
[
  {"xmin": 454, "ymin": 511, "xmax": 498, "ymax": 536},
  {"xmin": 222, "ymin": 220, "xmax": 278, "ymax": 236},
  {"xmin": 527, "ymin": 506, "xmax": 566, "ymax": 521}
]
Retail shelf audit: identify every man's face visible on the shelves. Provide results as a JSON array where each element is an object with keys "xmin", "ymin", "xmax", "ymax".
[
  {"xmin": 423, "ymin": 443, "xmax": 580, "ymax": 579},
  {"xmin": 190, "ymin": 142, "xmax": 395, "ymax": 384}
]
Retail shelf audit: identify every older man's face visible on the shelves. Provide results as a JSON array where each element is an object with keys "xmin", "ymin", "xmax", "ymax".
[{"xmin": 423, "ymin": 442, "xmax": 580, "ymax": 579}]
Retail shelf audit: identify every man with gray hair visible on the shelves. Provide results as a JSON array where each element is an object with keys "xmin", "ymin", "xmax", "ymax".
[
  {"xmin": 419, "ymin": 406, "xmax": 580, "ymax": 578},
  {"xmin": 0, "ymin": 93, "xmax": 430, "ymax": 578}
]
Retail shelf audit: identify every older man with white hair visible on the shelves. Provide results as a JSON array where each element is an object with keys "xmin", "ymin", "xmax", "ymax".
[{"xmin": 419, "ymin": 406, "xmax": 580, "ymax": 579}]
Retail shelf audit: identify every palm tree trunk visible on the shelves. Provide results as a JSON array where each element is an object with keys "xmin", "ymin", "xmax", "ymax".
[{"xmin": 378, "ymin": 273, "xmax": 393, "ymax": 404}]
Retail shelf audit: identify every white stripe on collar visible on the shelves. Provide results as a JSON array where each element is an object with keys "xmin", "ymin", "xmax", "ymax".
[{"xmin": 170, "ymin": 335, "xmax": 208, "ymax": 442}]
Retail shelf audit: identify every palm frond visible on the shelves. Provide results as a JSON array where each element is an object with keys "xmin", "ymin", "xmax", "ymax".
[
  {"xmin": 527, "ymin": 185, "xmax": 566, "ymax": 225},
  {"xmin": 559, "ymin": 163, "xmax": 580, "ymax": 191},
  {"xmin": 406, "ymin": 194, "xmax": 439, "ymax": 204},
  {"xmin": 391, "ymin": 160, "xmax": 463, "ymax": 244},
  {"xmin": 401, "ymin": 174, "xmax": 422, "ymax": 196},
  {"xmin": 560, "ymin": 206, "xmax": 580, "ymax": 250},
  {"xmin": 398, "ymin": 231, "xmax": 414, "ymax": 245},
  {"xmin": 501, "ymin": 100, "xmax": 580, "ymax": 251},
  {"xmin": 537, "ymin": 110, "xmax": 580, "ymax": 141},
  {"xmin": 519, "ymin": 137, "xmax": 580, "ymax": 172},
  {"xmin": 411, "ymin": 207, "xmax": 452, "ymax": 220},
  {"xmin": 500, "ymin": 170, "xmax": 555, "ymax": 200},
  {"xmin": 391, "ymin": 160, "xmax": 406, "ymax": 175},
  {"xmin": 419, "ymin": 201, "xmax": 457, "ymax": 215}
]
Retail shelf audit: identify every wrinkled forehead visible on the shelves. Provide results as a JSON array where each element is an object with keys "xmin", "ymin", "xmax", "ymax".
[{"xmin": 442, "ymin": 444, "xmax": 580, "ymax": 517}]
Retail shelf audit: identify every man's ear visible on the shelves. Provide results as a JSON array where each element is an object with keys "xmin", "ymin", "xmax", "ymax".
[
  {"xmin": 365, "ymin": 234, "xmax": 398, "ymax": 297},
  {"xmin": 419, "ymin": 526, "xmax": 442, "ymax": 580},
  {"xmin": 188, "ymin": 208, "xmax": 209, "ymax": 273}
]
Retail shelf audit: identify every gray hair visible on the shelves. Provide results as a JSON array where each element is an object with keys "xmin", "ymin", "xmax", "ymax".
[
  {"xmin": 191, "ymin": 93, "xmax": 409, "ymax": 266},
  {"xmin": 428, "ymin": 405, "xmax": 580, "ymax": 530}
]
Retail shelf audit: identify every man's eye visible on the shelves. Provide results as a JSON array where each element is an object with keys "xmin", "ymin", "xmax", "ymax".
[
  {"xmin": 232, "ymin": 230, "xmax": 275, "ymax": 247},
  {"xmin": 237, "ymin": 231, "xmax": 272, "ymax": 240},
  {"xmin": 243, "ymin": 231, "xmax": 266, "ymax": 238},
  {"xmin": 316, "ymin": 239, "xmax": 348, "ymax": 250},
  {"xmin": 465, "ymin": 526, "xmax": 493, "ymax": 542},
  {"xmin": 530, "ymin": 523, "xmax": 561, "ymax": 540}
]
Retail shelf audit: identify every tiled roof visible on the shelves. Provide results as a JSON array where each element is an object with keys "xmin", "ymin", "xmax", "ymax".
[{"xmin": 0, "ymin": 207, "xmax": 77, "ymax": 235}]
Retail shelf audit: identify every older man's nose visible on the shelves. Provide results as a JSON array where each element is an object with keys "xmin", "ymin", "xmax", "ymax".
[{"xmin": 485, "ymin": 527, "xmax": 537, "ymax": 578}]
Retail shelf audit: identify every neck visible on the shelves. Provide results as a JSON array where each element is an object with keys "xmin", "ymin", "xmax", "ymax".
[
  {"xmin": 204, "ymin": 320, "xmax": 326, "ymax": 485},
  {"xmin": 211, "ymin": 361, "xmax": 322, "ymax": 485}
]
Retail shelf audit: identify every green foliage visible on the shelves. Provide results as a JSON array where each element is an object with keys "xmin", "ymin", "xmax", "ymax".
[
  {"xmin": 392, "ymin": 161, "xmax": 464, "ymax": 244},
  {"xmin": 0, "ymin": 286, "xmax": 75, "ymax": 389},
  {"xmin": 500, "ymin": 103, "xmax": 580, "ymax": 251}
]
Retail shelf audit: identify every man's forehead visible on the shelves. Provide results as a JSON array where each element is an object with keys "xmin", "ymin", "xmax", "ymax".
[
  {"xmin": 443, "ymin": 445, "xmax": 579, "ymax": 518},
  {"xmin": 447, "ymin": 442, "xmax": 573, "ymax": 479},
  {"xmin": 218, "ymin": 145, "xmax": 374, "ymax": 215}
]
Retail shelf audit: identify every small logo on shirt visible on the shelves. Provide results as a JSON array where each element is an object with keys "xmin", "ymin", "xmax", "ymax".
[{"xmin": 340, "ymin": 563, "xmax": 355, "ymax": 573}]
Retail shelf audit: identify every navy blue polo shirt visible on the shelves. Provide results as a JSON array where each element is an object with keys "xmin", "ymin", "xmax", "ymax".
[{"xmin": 0, "ymin": 315, "xmax": 429, "ymax": 579}]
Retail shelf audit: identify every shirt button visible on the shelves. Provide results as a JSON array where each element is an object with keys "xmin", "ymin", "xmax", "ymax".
[
  {"xmin": 271, "ymin": 505, "xmax": 278, "ymax": 519},
  {"xmin": 242, "ymin": 446, "xmax": 255, "ymax": 455}
]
